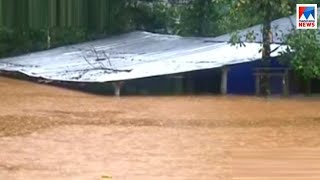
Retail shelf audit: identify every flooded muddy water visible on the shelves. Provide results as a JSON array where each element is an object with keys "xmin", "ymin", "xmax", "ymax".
[{"xmin": 0, "ymin": 77, "xmax": 320, "ymax": 179}]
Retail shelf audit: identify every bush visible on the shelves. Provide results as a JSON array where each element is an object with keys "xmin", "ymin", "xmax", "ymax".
[
  {"xmin": 0, "ymin": 28, "xmax": 47, "ymax": 58},
  {"xmin": 50, "ymin": 27, "xmax": 88, "ymax": 48}
]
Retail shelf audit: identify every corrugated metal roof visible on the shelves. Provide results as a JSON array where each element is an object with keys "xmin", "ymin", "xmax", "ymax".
[{"xmin": 0, "ymin": 31, "xmax": 286, "ymax": 82}]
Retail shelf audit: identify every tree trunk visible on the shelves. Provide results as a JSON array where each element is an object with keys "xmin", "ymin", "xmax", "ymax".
[
  {"xmin": 261, "ymin": 3, "xmax": 272, "ymax": 96},
  {"xmin": 197, "ymin": 0, "xmax": 210, "ymax": 36}
]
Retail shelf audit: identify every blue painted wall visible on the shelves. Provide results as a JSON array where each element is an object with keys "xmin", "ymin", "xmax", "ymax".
[{"xmin": 227, "ymin": 58, "xmax": 288, "ymax": 94}]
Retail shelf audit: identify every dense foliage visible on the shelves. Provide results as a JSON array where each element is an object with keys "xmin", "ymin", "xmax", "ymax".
[
  {"xmin": 222, "ymin": 0, "xmax": 320, "ymax": 94},
  {"xmin": 280, "ymin": 29, "xmax": 320, "ymax": 80},
  {"xmin": 0, "ymin": 0, "xmax": 131, "ymax": 57},
  {"xmin": 176, "ymin": 0, "xmax": 228, "ymax": 36},
  {"xmin": 0, "ymin": 0, "xmax": 248, "ymax": 57}
]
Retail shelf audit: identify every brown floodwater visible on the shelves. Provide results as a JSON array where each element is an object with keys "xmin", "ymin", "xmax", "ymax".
[{"xmin": 0, "ymin": 76, "xmax": 320, "ymax": 180}]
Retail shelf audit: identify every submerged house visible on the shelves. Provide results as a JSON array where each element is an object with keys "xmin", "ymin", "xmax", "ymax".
[{"xmin": 0, "ymin": 13, "xmax": 318, "ymax": 95}]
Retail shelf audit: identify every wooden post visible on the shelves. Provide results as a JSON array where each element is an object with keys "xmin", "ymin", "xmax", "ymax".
[
  {"xmin": 286, "ymin": 70, "xmax": 290, "ymax": 96},
  {"xmin": 169, "ymin": 75, "xmax": 184, "ymax": 94},
  {"xmin": 186, "ymin": 75, "xmax": 194, "ymax": 94},
  {"xmin": 112, "ymin": 81, "xmax": 124, "ymax": 97},
  {"xmin": 174, "ymin": 75, "xmax": 184, "ymax": 94},
  {"xmin": 255, "ymin": 75, "xmax": 261, "ymax": 96},
  {"xmin": 220, "ymin": 66, "xmax": 229, "ymax": 95},
  {"xmin": 282, "ymin": 69, "xmax": 289, "ymax": 96}
]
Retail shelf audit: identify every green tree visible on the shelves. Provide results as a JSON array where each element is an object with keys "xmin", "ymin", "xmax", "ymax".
[
  {"xmin": 223, "ymin": 0, "xmax": 315, "ymax": 95},
  {"xmin": 0, "ymin": 0, "xmax": 132, "ymax": 57},
  {"xmin": 178, "ymin": 0, "xmax": 226, "ymax": 36},
  {"xmin": 280, "ymin": 29, "xmax": 320, "ymax": 94},
  {"xmin": 125, "ymin": 1, "xmax": 178, "ymax": 34}
]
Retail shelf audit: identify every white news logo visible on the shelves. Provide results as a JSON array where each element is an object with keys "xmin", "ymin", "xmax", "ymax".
[{"xmin": 296, "ymin": 4, "xmax": 318, "ymax": 29}]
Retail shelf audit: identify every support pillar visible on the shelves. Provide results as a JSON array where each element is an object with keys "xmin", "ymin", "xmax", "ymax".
[
  {"xmin": 175, "ymin": 76, "xmax": 184, "ymax": 94},
  {"xmin": 255, "ymin": 75, "xmax": 261, "ymax": 96},
  {"xmin": 186, "ymin": 74, "xmax": 194, "ymax": 94},
  {"xmin": 220, "ymin": 66, "xmax": 229, "ymax": 95},
  {"xmin": 283, "ymin": 70, "xmax": 289, "ymax": 96},
  {"xmin": 169, "ymin": 75, "xmax": 184, "ymax": 95},
  {"xmin": 112, "ymin": 81, "xmax": 124, "ymax": 97}
]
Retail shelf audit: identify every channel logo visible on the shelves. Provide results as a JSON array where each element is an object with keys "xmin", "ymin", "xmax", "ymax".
[{"xmin": 296, "ymin": 4, "xmax": 317, "ymax": 29}]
